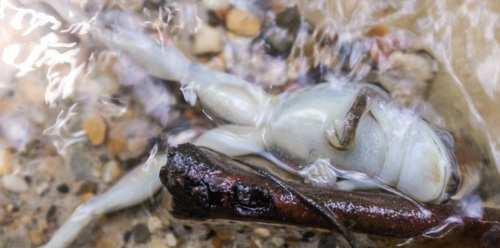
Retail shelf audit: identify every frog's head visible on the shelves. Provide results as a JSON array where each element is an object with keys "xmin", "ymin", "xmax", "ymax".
[{"xmin": 396, "ymin": 125, "xmax": 461, "ymax": 203}]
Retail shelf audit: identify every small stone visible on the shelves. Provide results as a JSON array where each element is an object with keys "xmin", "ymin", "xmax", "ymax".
[
  {"xmin": 81, "ymin": 192, "xmax": 94, "ymax": 203},
  {"xmin": 56, "ymin": 183, "xmax": 70, "ymax": 194},
  {"xmin": 216, "ymin": 229, "xmax": 229, "ymax": 240},
  {"xmin": 151, "ymin": 239, "xmax": 168, "ymax": 248},
  {"xmin": 166, "ymin": 233, "xmax": 177, "ymax": 247},
  {"xmin": 131, "ymin": 223, "xmax": 150, "ymax": 244},
  {"xmin": 6, "ymin": 204, "xmax": 15, "ymax": 212},
  {"xmin": 2, "ymin": 174, "xmax": 29, "ymax": 193},
  {"xmin": 202, "ymin": 0, "xmax": 231, "ymax": 10},
  {"xmin": 194, "ymin": 23, "xmax": 224, "ymax": 55},
  {"xmin": 96, "ymin": 237, "xmax": 115, "ymax": 248},
  {"xmin": 83, "ymin": 114, "xmax": 107, "ymax": 145},
  {"xmin": 226, "ymin": 9, "xmax": 261, "ymax": 36},
  {"xmin": 107, "ymin": 137, "xmax": 126, "ymax": 155},
  {"xmin": 103, "ymin": 160, "xmax": 122, "ymax": 183},
  {"xmin": 271, "ymin": 237, "xmax": 285, "ymax": 247},
  {"xmin": 215, "ymin": 8, "xmax": 230, "ymax": 21},
  {"xmin": 69, "ymin": 153, "xmax": 93, "ymax": 180},
  {"xmin": 107, "ymin": 123, "xmax": 126, "ymax": 155},
  {"xmin": 254, "ymin": 228, "xmax": 271, "ymax": 238},
  {"xmin": 0, "ymin": 191, "xmax": 11, "ymax": 205},
  {"xmin": 0, "ymin": 150, "xmax": 12, "ymax": 174},
  {"xmin": 29, "ymin": 229, "xmax": 44, "ymax": 246},
  {"xmin": 36, "ymin": 181, "xmax": 50, "ymax": 195},
  {"xmin": 211, "ymin": 236, "xmax": 222, "ymax": 248},
  {"xmin": 76, "ymin": 181, "xmax": 98, "ymax": 195},
  {"xmin": 367, "ymin": 24, "xmax": 389, "ymax": 37},
  {"xmin": 38, "ymin": 156, "xmax": 65, "ymax": 181},
  {"xmin": 126, "ymin": 137, "xmax": 147, "ymax": 157},
  {"xmin": 147, "ymin": 216, "xmax": 163, "ymax": 233}
]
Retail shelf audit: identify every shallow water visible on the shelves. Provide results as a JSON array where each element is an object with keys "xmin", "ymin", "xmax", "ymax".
[{"xmin": 1, "ymin": 0, "xmax": 499, "ymax": 247}]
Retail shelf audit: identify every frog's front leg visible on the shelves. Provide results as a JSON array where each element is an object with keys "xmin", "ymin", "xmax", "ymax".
[
  {"xmin": 193, "ymin": 125, "xmax": 265, "ymax": 156},
  {"xmin": 184, "ymin": 64, "xmax": 271, "ymax": 126},
  {"xmin": 326, "ymin": 87, "xmax": 387, "ymax": 151}
]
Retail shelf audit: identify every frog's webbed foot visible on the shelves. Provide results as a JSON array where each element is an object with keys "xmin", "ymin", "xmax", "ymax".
[
  {"xmin": 326, "ymin": 87, "xmax": 386, "ymax": 151},
  {"xmin": 192, "ymin": 125, "xmax": 265, "ymax": 156}
]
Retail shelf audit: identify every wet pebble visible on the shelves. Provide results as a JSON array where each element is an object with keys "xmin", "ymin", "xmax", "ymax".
[
  {"xmin": 29, "ymin": 229, "xmax": 44, "ymax": 246},
  {"xmin": 166, "ymin": 232, "xmax": 177, "ymax": 247},
  {"xmin": 38, "ymin": 156, "xmax": 65, "ymax": 181},
  {"xmin": 96, "ymin": 237, "xmax": 116, "ymax": 248},
  {"xmin": 151, "ymin": 238, "xmax": 168, "ymax": 248},
  {"xmin": 107, "ymin": 123, "xmax": 126, "ymax": 155},
  {"xmin": 271, "ymin": 237, "xmax": 285, "ymax": 247},
  {"xmin": 76, "ymin": 180, "xmax": 98, "ymax": 195},
  {"xmin": 83, "ymin": 114, "xmax": 107, "ymax": 146},
  {"xmin": 226, "ymin": 9, "xmax": 261, "ymax": 36},
  {"xmin": 36, "ymin": 181, "xmax": 50, "ymax": 195},
  {"xmin": 367, "ymin": 24, "xmax": 389, "ymax": 37},
  {"xmin": 147, "ymin": 216, "xmax": 163, "ymax": 233},
  {"xmin": 1, "ymin": 174, "xmax": 29, "ymax": 193},
  {"xmin": 103, "ymin": 160, "xmax": 122, "ymax": 183},
  {"xmin": 0, "ymin": 150, "xmax": 12, "ymax": 174},
  {"xmin": 131, "ymin": 223, "xmax": 150, "ymax": 244},
  {"xmin": 70, "ymin": 153, "xmax": 93, "ymax": 180},
  {"xmin": 253, "ymin": 227, "xmax": 271, "ymax": 238},
  {"xmin": 216, "ymin": 229, "xmax": 229, "ymax": 240},
  {"xmin": 194, "ymin": 23, "xmax": 224, "ymax": 55},
  {"xmin": 81, "ymin": 192, "xmax": 94, "ymax": 203}
]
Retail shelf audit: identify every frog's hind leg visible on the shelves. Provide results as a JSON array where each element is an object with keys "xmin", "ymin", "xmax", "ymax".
[
  {"xmin": 193, "ymin": 125, "xmax": 265, "ymax": 156},
  {"xmin": 326, "ymin": 87, "xmax": 388, "ymax": 151}
]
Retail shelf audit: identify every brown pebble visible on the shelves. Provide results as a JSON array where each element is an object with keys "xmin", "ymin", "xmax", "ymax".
[
  {"xmin": 216, "ymin": 230, "xmax": 229, "ymax": 241},
  {"xmin": 285, "ymin": 236, "xmax": 301, "ymax": 244},
  {"xmin": 367, "ymin": 24, "xmax": 389, "ymax": 37},
  {"xmin": 226, "ymin": 9, "xmax": 261, "ymax": 36},
  {"xmin": 0, "ymin": 150, "xmax": 12, "ymax": 174},
  {"xmin": 29, "ymin": 229, "xmax": 44, "ymax": 246},
  {"xmin": 81, "ymin": 192, "xmax": 94, "ymax": 203},
  {"xmin": 184, "ymin": 109, "xmax": 196, "ymax": 120},
  {"xmin": 6, "ymin": 204, "xmax": 15, "ymax": 212},
  {"xmin": 96, "ymin": 237, "xmax": 115, "ymax": 248},
  {"xmin": 107, "ymin": 123, "xmax": 126, "ymax": 154},
  {"xmin": 107, "ymin": 137, "xmax": 126, "ymax": 155},
  {"xmin": 215, "ymin": 8, "xmax": 230, "ymax": 22},
  {"xmin": 83, "ymin": 114, "xmax": 107, "ymax": 145},
  {"xmin": 211, "ymin": 236, "xmax": 222, "ymax": 248}
]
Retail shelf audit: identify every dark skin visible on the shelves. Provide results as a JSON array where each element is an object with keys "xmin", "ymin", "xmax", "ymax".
[
  {"xmin": 160, "ymin": 143, "xmax": 500, "ymax": 247},
  {"xmin": 327, "ymin": 87, "xmax": 388, "ymax": 151}
]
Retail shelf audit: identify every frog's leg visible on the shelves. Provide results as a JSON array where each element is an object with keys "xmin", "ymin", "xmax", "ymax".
[
  {"xmin": 42, "ymin": 153, "xmax": 167, "ymax": 248},
  {"xmin": 192, "ymin": 125, "xmax": 265, "ymax": 156},
  {"xmin": 326, "ymin": 87, "xmax": 387, "ymax": 151},
  {"xmin": 93, "ymin": 25, "xmax": 271, "ymax": 126}
]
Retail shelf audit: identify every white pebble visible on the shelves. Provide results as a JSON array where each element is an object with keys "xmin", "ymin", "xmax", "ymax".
[
  {"xmin": 166, "ymin": 233, "xmax": 177, "ymax": 247},
  {"xmin": 194, "ymin": 23, "xmax": 224, "ymax": 55},
  {"xmin": 147, "ymin": 216, "xmax": 163, "ymax": 233},
  {"xmin": 271, "ymin": 237, "xmax": 285, "ymax": 247},
  {"xmin": 2, "ymin": 174, "xmax": 29, "ymax": 193},
  {"xmin": 253, "ymin": 227, "xmax": 271, "ymax": 238},
  {"xmin": 35, "ymin": 181, "xmax": 49, "ymax": 195}
]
